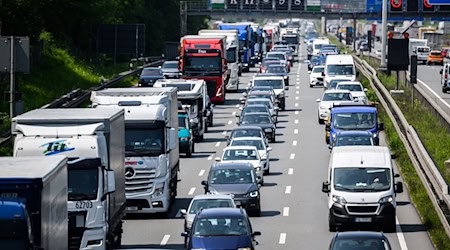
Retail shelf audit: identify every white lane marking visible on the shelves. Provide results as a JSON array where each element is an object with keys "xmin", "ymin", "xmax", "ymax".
[
  {"xmin": 228, "ymin": 120, "xmax": 233, "ymax": 125},
  {"xmin": 296, "ymin": 91, "xmax": 299, "ymax": 94},
  {"xmin": 215, "ymin": 142, "xmax": 221, "ymax": 147},
  {"xmin": 285, "ymin": 186, "xmax": 291, "ymax": 194},
  {"xmin": 295, "ymin": 111, "xmax": 299, "ymax": 115},
  {"xmin": 294, "ymin": 129, "xmax": 298, "ymax": 134},
  {"xmin": 290, "ymin": 153, "xmax": 295, "ymax": 159},
  {"xmin": 279, "ymin": 233, "xmax": 287, "ymax": 244},
  {"xmin": 418, "ymin": 79, "xmax": 450, "ymax": 109},
  {"xmin": 295, "ymin": 96, "xmax": 299, "ymax": 100},
  {"xmin": 295, "ymin": 103, "xmax": 299, "ymax": 107},
  {"xmin": 160, "ymin": 234, "xmax": 170, "ymax": 245},
  {"xmin": 292, "ymin": 140, "xmax": 297, "ymax": 146},
  {"xmin": 198, "ymin": 169, "xmax": 205, "ymax": 176},
  {"xmin": 296, "ymin": 86, "xmax": 300, "ymax": 89},
  {"xmin": 188, "ymin": 187, "xmax": 196, "ymax": 195},
  {"xmin": 396, "ymin": 217, "xmax": 408, "ymax": 250},
  {"xmin": 208, "ymin": 154, "xmax": 214, "ymax": 160},
  {"xmin": 235, "ymin": 104, "xmax": 240, "ymax": 108},
  {"xmin": 296, "ymin": 81, "xmax": 300, "ymax": 85},
  {"xmin": 222, "ymin": 130, "xmax": 227, "ymax": 135},
  {"xmin": 283, "ymin": 207, "xmax": 290, "ymax": 216},
  {"xmin": 288, "ymin": 168, "xmax": 294, "ymax": 175},
  {"xmin": 232, "ymin": 111, "xmax": 236, "ymax": 116},
  {"xmin": 294, "ymin": 119, "xmax": 299, "ymax": 124}
]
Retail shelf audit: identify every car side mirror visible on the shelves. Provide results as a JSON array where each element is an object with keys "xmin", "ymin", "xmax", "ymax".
[
  {"xmin": 284, "ymin": 86, "xmax": 289, "ymax": 90},
  {"xmin": 215, "ymin": 157, "xmax": 221, "ymax": 162},
  {"xmin": 267, "ymin": 147, "xmax": 272, "ymax": 152},
  {"xmin": 394, "ymin": 173, "xmax": 400, "ymax": 178},
  {"xmin": 252, "ymin": 231, "xmax": 262, "ymax": 237},
  {"xmin": 225, "ymin": 135, "xmax": 230, "ymax": 141},
  {"xmin": 321, "ymin": 72, "xmax": 325, "ymax": 76},
  {"xmin": 391, "ymin": 153, "xmax": 398, "ymax": 159},
  {"xmin": 395, "ymin": 182, "xmax": 403, "ymax": 193},
  {"xmin": 180, "ymin": 209, "xmax": 187, "ymax": 215},
  {"xmin": 328, "ymin": 145, "xmax": 333, "ymax": 150},
  {"xmin": 181, "ymin": 232, "xmax": 189, "ymax": 237},
  {"xmin": 322, "ymin": 181, "xmax": 330, "ymax": 193},
  {"xmin": 201, "ymin": 180, "xmax": 208, "ymax": 186},
  {"xmin": 378, "ymin": 122, "xmax": 385, "ymax": 131},
  {"xmin": 363, "ymin": 88, "xmax": 368, "ymax": 92},
  {"xmin": 235, "ymin": 113, "xmax": 240, "ymax": 117},
  {"xmin": 316, "ymin": 98, "xmax": 321, "ymax": 102},
  {"xmin": 256, "ymin": 176, "xmax": 263, "ymax": 185}
]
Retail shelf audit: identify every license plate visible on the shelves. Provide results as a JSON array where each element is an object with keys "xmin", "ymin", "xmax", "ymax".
[
  {"xmin": 355, "ymin": 217, "xmax": 372, "ymax": 223},
  {"xmin": 126, "ymin": 206, "xmax": 138, "ymax": 211}
]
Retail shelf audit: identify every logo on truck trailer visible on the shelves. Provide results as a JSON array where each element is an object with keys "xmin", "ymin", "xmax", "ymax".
[{"xmin": 40, "ymin": 140, "xmax": 75, "ymax": 156}]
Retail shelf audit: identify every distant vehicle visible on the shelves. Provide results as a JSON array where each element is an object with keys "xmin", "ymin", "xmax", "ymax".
[
  {"xmin": 316, "ymin": 89, "xmax": 353, "ymax": 124},
  {"xmin": 413, "ymin": 46, "xmax": 431, "ymax": 64},
  {"xmin": 139, "ymin": 67, "xmax": 164, "ymax": 87},
  {"xmin": 329, "ymin": 131, "xmax": 375, "ymax": 150},
  {"xmin": 266, "ymin": 51, "xmax": 290, "ymax": 72},
  {"xmin": 265, "ymin": 65, "xmax": 290, "ymax": 86},
  {"xmin": 443, "ymin": 47, "xmax": 450, "ymax": 58},
  {"xmin": 359, "ymin": 42, "xmax": 369, "ymax": 51},
  {"xmin": 440, "ymin": 63, "xmax": 450, "ymax": 93},
  {"xmin": 201, "ymin": 162, "xmax": 262, "ymax": 215},
  {"xmin": 309, "ymin": 65, "xmax": 325, "ymax": 88},
  {"xmin": 326, "ymin": 79, "xmax": 352, "ymax": 90},
  {"xmin": 260, "ymin": 59, "xmax": 284, "ymax": 73},
  {"xmin": 226, "ymin": 126, "xmax": 268, "ymax": 146},
  {"xmin": 427, "ymin": 50, "xmax": 444, "ymax": 65},
  {"xmin": 335, "ymin": 81, "xmax": 368, "ymax": 104},
  {"xmin": 328, "ymin": 231, "xmax": 392, "ymax": 250},
  {"xmin": 178, "ymin": 112, "xmax": 194, "ymax": 157},
  {"xmin": 324, "ymin": 55, "xmax": 357, "ymax": 89},
  {"xmin": 161, "ymin": 61, "xmax": 180, "ymax": 79},
  {"xmin": 307, "ymin": 55, "xmax": 322, "ymax": 71},
  {"xmin": 182, "ymin": 208, "xmax": 261, "ymax": 250},
  {"xmin": 244, "ymin": 98, "xmax": 279, "ymax": 122}
]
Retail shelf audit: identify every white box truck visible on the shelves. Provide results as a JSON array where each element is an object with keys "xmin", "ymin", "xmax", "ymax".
[
  {"xmin": 0, "ymin": 156, "xmax": 68, "ymax": 250},
  {"xmin": 12, "ymin": 108, "xmax": 126, "ymax": 249},
  {"xmin": 90, "ymin": 87, "xmax": 179, "ymax": 213}
]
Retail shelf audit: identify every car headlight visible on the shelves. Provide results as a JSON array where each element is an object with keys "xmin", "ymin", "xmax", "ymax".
[
  {"xmin": 249, "ymin": 190, "xmax": 259, "ymax": 198},
  {"xmin": 255, "ymin": 167, "xmax": 261, "ymax": 172},
  {"xmin": 372, "ymin": 133, "xmax": 378, "ymax": 138},
  {"xmin": 180, "ymin": 137, "xmax": 190, "ymax": 141},
  {"xmin": 319, "ymin": 105, "xmax": 328, "ymax": 110},
  {"xmin": 153, "ymin": 182, "xmax": 165, "ymax": 197},
  {"xmin": 379, "ymin": 195, "xmax": 393, "ymax": 204},
  {"xmin": 332, "ymin": 195, "xmax": 347, "ymax": 205},
  {"xmin": 331, "ymin": 133, "xmax": 336, "ymax": 139},
  {"xmin": 264, "ymin": 128, "xmax": 272, "ymax": 132},
  {"xmin": 283, "ymin": 76, "xmax": 288, "ymax": 79},
  {"xmin": 278, "ymin": 92, "xmax": 285, "ymax": 98}
]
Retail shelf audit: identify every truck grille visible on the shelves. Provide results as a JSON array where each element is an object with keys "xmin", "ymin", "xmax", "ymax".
[
  {"xmin": 125, "ymin": 168, "xmax": 157, "ymax": 194},
  {"xmin": 68, "ymin": 211, "xmax": 87, "ymax": 249},
  {"xmin": 347, "ymin": 205, "xmax": 378, "ymax": 214},
  {"xmin": 205, "ymin": 80, "xmax": 217, "ymax": 98}
]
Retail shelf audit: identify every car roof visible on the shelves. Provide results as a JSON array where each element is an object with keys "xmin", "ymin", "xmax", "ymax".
[
  {"xmin": 224, "ymin": 145, "xmax": 259, "ymax": 150},
  {"xmin": 253, "ymin": 75, "xmax": 284, "ymax": 80},
  {"xmin": 231, "ymin": 136, "xmax": 264, "ymax": 141},
  {"xmin": 334, "ymin": 231, "xmax": 386, "ymax": 239},
  {"xmin": 336, "ymin": 81, "xmax": 362, "ymax": 85},
  {"xmin": 191, "ymin": 194, "xmax": 234, "ymax": 201},
  {"xmin": 323, "ymin": 89, "xmax": 351, "ymax": 94},
  {"xmin": 197, "ymin": 207, "xmax": 246, "ymax": 218},
  {"xmin": 332, "ymin": 106, "xmax": 376, "ymax": 113},
  {"xmin": 211, "ymin": 162, "xmax": 255, "ymax": 170},
  {"xmin": 244, "ymin": 104, "xmax": 268, "ymax": 108},
  {"xmin": 247, "ymin": 98, "xmax": 272, "ymax": 102},
  {"xmin": 331, "ymin": 146, "xmax": 391, "ymax": 168},
  {"xmin": 232, "ymin": 126, "xmax": 263, "ymax": 131},
  {"xmin": 241, "ymin": 112, "xmax": 271, "ymax": 116}
]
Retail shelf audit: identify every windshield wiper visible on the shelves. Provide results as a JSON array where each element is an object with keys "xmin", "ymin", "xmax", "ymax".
[{"xmin": 334, "ymin": 185, "xmax": 353, "ymax": 191}]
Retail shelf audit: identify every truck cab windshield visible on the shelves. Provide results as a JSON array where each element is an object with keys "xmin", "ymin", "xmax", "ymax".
[
  {"xmin": 68, "ymin": 168, "xmax": 99, "ymax": 201},
  {"xmin": 334, "ymin": 167, "xmax": 391, "ymax": 192},
  {"xmin": 227, "ymin": 48, "xmax": 237, "ymax": 63},
  {"xmin": 184, "ymin": 56, "xmax": 221, "ymax": 72},
  {"xmin": 125, "ymin": 127, "xmax": 165, "ymax": 156}
]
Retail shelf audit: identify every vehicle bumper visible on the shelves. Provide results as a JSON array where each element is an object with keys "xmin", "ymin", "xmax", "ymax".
[
  {"xmin": 318, "ymin": 109, "xmax": 330, "ymax": 120},
  {"xmin": 329, "ymin": 202, "xmax": 395, "ymax": 227},
  {"xmin": 263, "ymin": 130, "xmax": 275, "ymax": 140},
  {"xmin": 310, "ymin": 78, "xmax": 323, "ymax": 86},
  {"xmin": 164, "ymin": 73, "xmax": 180, "ymax": 79},
  {"xmin": 79, "ymin": 228, "xmax": 107, "ymax": 250},
  {"xmin": 234, "ymin": 197, "xmax": 260, "ymax": 211},
  {"xmin": 126, "ymin": 187, "xmax": 170, "ymax": 213}
]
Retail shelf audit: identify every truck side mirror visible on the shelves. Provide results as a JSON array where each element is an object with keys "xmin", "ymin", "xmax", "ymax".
[
  {"xmin": 395, "ymin": 182, "xmax": 403, "ymax": 193},
  {"xmin": 322, "ymin": 181, "xmax": 330, "ymax": 193},
  {"xmin": 378, "ymin": 122, "xmax": 385, "ymax": 131},
  {"xmin": 169, "ymin": 128, "xmax": 177, "ymax": 150},
  {"xmin": 107, "ymin": 170, "xmax": 116, "ymax": 193}
]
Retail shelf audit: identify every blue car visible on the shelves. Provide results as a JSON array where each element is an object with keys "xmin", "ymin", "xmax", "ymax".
[
  {"xmin": 178, "ymin": 113, "xmax": 194, "ymax": 157},
  {"xmin": 182, "ymin": 208, "xmax": 261, "ymax": 250}
]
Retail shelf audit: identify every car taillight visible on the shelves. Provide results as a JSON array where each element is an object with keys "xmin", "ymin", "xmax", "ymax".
[{"xmin": 445, "ymin": 74, "xmax": 448, "ymax": 79}]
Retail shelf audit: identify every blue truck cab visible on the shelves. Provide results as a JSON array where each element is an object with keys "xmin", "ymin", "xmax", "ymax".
[
  {"xmin": 325, "ymin": 104, "xmax": 384, "ymax": 145},
  {"xmin": 178, "ymin": 112, "xmax": 194, "ymax": 157},
  {"xmin": 0, "ymin": 199, "xmax": 33, "ymax": 249},
  {"xmin": 219, "ymin": 23, "xmax": 252, "ymax": 72}
]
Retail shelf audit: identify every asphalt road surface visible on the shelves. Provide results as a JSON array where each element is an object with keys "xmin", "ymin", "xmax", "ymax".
[{"xmin": 119, "ymin": 43, "xmax": 435, "ymax": 250}]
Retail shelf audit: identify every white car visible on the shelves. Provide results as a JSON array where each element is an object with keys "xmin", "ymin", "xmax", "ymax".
[
  {"xmin": 180, "ymin": 194, "xmax": 236, "ymax": 232},
  {"xmin": 335, "ymin": 81, "xmax": 368, "ymax": 104},
  {"xmin": 229, "ymin": 137, "xmax": 272, "ymax": 175},
  {"xmin": 309, "ymin": 65, "xmax": 325, "ymax": 88},
  {"xmin": 216, "ymin": 146, "xmax": 264, "ymax": 183},
  {"xmin": 316, "ymin": 89, "xmax": 353, "ymax": 124}
]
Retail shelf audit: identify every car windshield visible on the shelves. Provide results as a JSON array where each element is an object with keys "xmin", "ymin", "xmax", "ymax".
[
  {"xmin": 333, "ymin": 112, "xmax": 376, "ymax": 129},
  {"xmin": 141, "ymin": 68, "xmax": 161, "ymax": 76},
  {"xmin": 337, "ymin": 84, "xmax": 363, "ymax": 92},
  {"xmin": 189, "ymin": 199, "xmax": 234, "ymax": 214},
  {"xmin": 322, "ymin": 92, "xmax": 352, "ymax": 101},
  {"xmin": 335, "ymin": 135, "xmax": 373, "ymax": 146},
  {"xmin": 253, "ymin": 79, "xmax": 283, "ymax": 89},
  {"xmin": 267, "ymin": 53, "xmax": 285, "ymax": 60},
  {"xmin": 232, "ymin": 129, "xmax": 261, "ymax": 138},
  {"xmin": 241, "ymin": 114, "xmax": 272, "ymax": 124},
  {"xmin": 210, "ymin": 168, "xmax": 254, "ymax": 184},
  {"xmin": 334, "ymin": 167, "xmax": 391, "ymax": 192},
  {"xmin": 163, "ymin": 62, "xmax": 178, "ymax": 69},
  {"xmin": 327, "ymin": 64, "xmax": 355, "ymax": 76},
  {"xmin": 283, "ymin": 36, "xmax": 298, "ymax": 44},
  {"xmin": 431, "ymin": 52, "xmax": 442, "ymax": 56},
  {"xmin": 184, "ymin": 56, "xmax": 221, "ymax": 71},
  {"xmin": 417, "ymin": 47, "xmax": 429, "ymax": 53},
  {"xmin": 248, "ymin": 94, "xmax": 272, "ymax": 100},
  {"xmin": 267, "ymin": 66, "xmax": 287, "ymax": 73},
  {"xmin": 193, "ymin": 217, "xmax": 249, "ymax": 236},
  {"xmin": 222, "ymin": 149, "xmax": 258, "ymax": 161},
  {"xmin": 313, "ymin": 67, "xmax": 324, "ymax": 73},
  {"xmin": 332, "ymin": 237, "xmax": 391, "ymax": 250},
  {"xmin": 329, "ymin": 80, "xmax": 348, "ymax": 89},
  {"xmin": 178, "ymin": 116, "xmax": 187, "ymax": 129},
  {"xmin": 310, "ymin": 56, "xmax": 320, "ymax": 63},
  {"xmin": 231, "ymin": 139, "xmax": 264, "ymax": 150}
]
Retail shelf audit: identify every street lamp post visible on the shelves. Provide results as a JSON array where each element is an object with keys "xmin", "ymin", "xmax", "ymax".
[{"xmin": 380, "ymin": 0, "xmax": 388, "ymax": 70}]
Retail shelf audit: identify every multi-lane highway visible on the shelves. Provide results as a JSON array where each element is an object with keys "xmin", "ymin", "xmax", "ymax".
[{"xmin": 120, "ymin": 43, "xmax": 435, "ymax": 249}]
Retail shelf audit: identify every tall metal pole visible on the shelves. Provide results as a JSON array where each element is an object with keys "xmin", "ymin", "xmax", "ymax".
[
  {"xmin": 10, "ymin": 36, "xmax": 15, "ymax": 118},
  {"xmin": 380, "ymin": 0, "xmax": 388, "ymax": 69}
]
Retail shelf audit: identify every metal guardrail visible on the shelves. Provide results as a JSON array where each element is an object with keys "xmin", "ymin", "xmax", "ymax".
[
  {"xmin": 354, "ymin": 55, "xmax": 450, "ymax": 238},
  {"xmin": 0, "ymin": 57, "xmax": 165, "ymax": 148}
]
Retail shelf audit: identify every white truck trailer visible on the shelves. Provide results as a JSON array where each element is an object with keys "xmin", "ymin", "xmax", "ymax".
[
  {"xmin": 90, "ymin": 87, "xmax": 179, "ymax": 213},
  {"xmin": 12, "ymin": 108, "xmax": 126, "ymax": 249}
]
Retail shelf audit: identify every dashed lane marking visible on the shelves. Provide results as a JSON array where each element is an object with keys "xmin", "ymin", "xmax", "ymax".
[
  {"xmin": 279, "ymin": 233, "xmax": 287, "ymax": 244},
  {"xmin": 288, "ymin": 168, "xmax": 294, "ymax": 175},
  {"xmin": 160, "ymin": 234, "xmax": 170, "ymax": 246},
  {"xmin": 283, "ymin": 207, "xmax": 290, "ymax": 216},
  {"xmin": 294, "ymin": 129, "xmax": 298, "ymax": 134},
  {"xmin": 198, "ymin": 169, "xmax": 205, "ymax": 176},
  {"xmin": 295, "ymin": 111, "xmax": 299, "ymax": 115},
  {"xmin": 208, "ymin": 154, "xmax": 214, "ymax": 160},
  {"xmin": 292, "ymin": 140, "xmax": 297, "ymax": 146},
  {"xmin": 215, "ymin": 142, "xmax": 221, "ymax": 147},
  {"xmin": 285, "ymin": 186, "xmax": 292, "ymax": 194},
  {"xmin": 294, "ymin": 119, "xmax": 299, "ymax": 124},
  {"xmin": 188, "ymin": 187, "xmax": 196, "ymax": 195},
  {"xmin": 290, "ymin": 153, "xmax": 295, "ymax": 159},
  {"xmin": 228, "ymin": 120, "xmax": 233, "ymax": 125}
]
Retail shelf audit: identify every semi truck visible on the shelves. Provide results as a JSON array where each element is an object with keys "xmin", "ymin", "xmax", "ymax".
[
  {"xmin": 12, "ymin": 108, "xmax": 126, "ymax": 249},
  {"xmin": 219, "ymin": 23, "xmax": 253, "ymax": 72},
  {"xmin": 198, "ymin": 29, "xmax": 241, "ymax": 89},
  {"xmin": 90, "ymin": 87, "xmax": 179, "ymax": 213},
  {"xmin": 179, "ymin": 35, "xmax": 228, "ymax": 104},
  {"xmin": 154, "ymin": 79, "xmax": 209, "ymax": 142},
  {"xmin": 0, "ymin": 156, "xmax": 68, "ymax": 250}
]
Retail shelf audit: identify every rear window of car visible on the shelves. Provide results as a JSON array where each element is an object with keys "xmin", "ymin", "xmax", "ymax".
[
  {"xmin": 431, "ymin": 52, "xmax": 442, "ymax": 56},
  {"xmin": 142, "ymin": 68, "xmax": 161, "ymax": 75}
]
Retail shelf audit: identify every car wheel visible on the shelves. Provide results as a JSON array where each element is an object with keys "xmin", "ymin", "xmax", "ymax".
[
  {"xmin": 204, "ymin": 123, "xmax": 208, "ymax": 133},
  {"xmin": 310, "ymin": 84, "xmax": 313, "ymax": 88},
  {"xmin": 186, "ymin": 145, "xmax": 192, "ymax": 158},
  {"xmin": 271, "ymin": 134, "xmax": 276, "ymax": 143},
  {"xmin": 264, "ymin": 164, "xmax": 270, "ymax": 175},
  {"xmin": 329, "ymin": 214, "xmax": 337, "ymax": 232},
  {"xmin": 192, "ymin": 142, "xmax": 195, "ymax": 153},
  {"xmin": 254, "ymin": 204, "xmax": 261, "ymax": 217},
  {"xmin": 383, "ymin": 216, "xmax": 397, "ymax": 233}
]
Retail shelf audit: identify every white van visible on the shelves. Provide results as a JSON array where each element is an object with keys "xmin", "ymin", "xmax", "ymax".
[
  {"xmin": 312, "ymin": 39, "xmax": 330, "ymax": 56},
  {"xmin": 440, "ymin": 63, "xmax": 450, "ymax": 93},
  {"xmin": 324, "ymin": 55, "xmax": 357, "ymax": 89},
  {"xmin": 413, "ymin": 46, "xmax": 430, "ymax": 64},
  {"xmin": 322, "ymin": 146, "xmax": 403, "ymax": 232}
]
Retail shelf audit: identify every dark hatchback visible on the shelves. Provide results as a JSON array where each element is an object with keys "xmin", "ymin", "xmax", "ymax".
[
  {"xmin": 226, "ymin": 125, "xmax": 268, "ymax": 146},
  {"xmin": 138, "ymin": 67, "xmax": 164, "ymax": 87},
  {"xmin": 182, "ymin": 208, "xmax": 261, "ymax": 250},
  {"xmin": 329, "ymin": 231, "xmax": 392, "ymax": 250},
  {"xmin": 238, "ymin": 112, "xmax": 277, "ymax": 143},
  {"xmin": 201, "ymin": 162, "xmax": 261, "ymax": 216}
]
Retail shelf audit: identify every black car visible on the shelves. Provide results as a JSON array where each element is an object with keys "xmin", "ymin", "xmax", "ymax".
[
  {"xmin": 161, "ymin": 60, "xmax": 180, "ymax": 79},
  {"xmin": 182, "ymin": 208, "xmax": 261, "ymax": 250},
  {"xmin": 329, "ymin": 231, "xmax": 392, "ymax": 250},
  {"xmin": 264, "ymin": 65, "xmax": 290, "ymax": 86},
  {"xmin": 238, "ymin": 112, "xmax": 277, "ymax": 143},
  {"xmin": 138, "ymin": 67, "xmax": 164, "ymax": 87},
  {"xmin": 237, "ymin": 104, "xmax": 274, "ymax": 124},
  {"xmin": 307, "ymin": 55, "xmax": 321, "ymax": 71},
  {"xmin": 226, "ymin": 126, "xmax": 268, "ymax": 146},
  {"xmin": 205, "ymin": 95, "xmax": 214, "ymax": 129},
  {"xmin": 201, "ymin": 162, "xmax": 262, "ymax": 216}
]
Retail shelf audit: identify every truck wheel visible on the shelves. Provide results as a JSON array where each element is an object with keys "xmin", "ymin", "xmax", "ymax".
[
  {"xmin": 192, "ymin": 142, "xmax": 195, "ymax": 153},
  {"xmin": 204, "ymin": 123, "xmax": 208, "ymax": 133},
  {"xmin": 170, "ymin": 173, "xmax": 177, "ymax": 205},
  {"xmin": 271, "ymin": 135, "xmax": 276, "ymax": 143}
]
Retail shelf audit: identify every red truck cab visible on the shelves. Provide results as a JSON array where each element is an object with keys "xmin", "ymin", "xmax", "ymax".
[{"xmin": 180, "ymin": 36, "xmax": 228, "ymax": 104}]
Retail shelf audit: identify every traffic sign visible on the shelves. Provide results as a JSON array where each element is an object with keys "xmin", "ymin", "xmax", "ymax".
[{"xmin": 427, "ymin": 0, "xmax": 450, "ymax": 4}]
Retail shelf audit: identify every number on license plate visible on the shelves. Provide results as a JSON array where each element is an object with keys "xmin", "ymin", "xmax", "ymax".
[
  {"xmin": 75, "ymin": 200, "xmax": 93, "ymax": 209},
  {"xmin": 354, "ymin": 217, "xmax": 372, "ymax": 223},
  {"xmin": 126, "ymin": 206, "xmax": 138, "ymax": 211}
]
